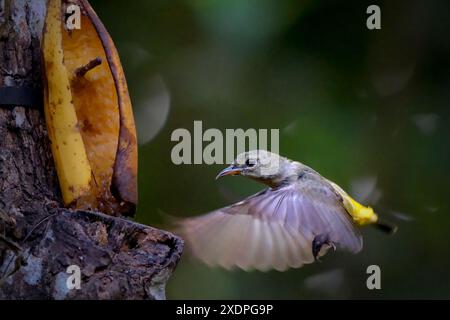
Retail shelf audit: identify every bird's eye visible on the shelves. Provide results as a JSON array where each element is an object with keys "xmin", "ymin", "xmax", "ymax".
[{"xmin": 245, "ymin": 158, "xmax": 256, "ymax": 167}]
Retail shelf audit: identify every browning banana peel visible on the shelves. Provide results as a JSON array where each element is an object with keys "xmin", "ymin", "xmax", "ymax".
[{"xmin": 42, "ymin": 0, "xmax": 138, "ymax": 215}]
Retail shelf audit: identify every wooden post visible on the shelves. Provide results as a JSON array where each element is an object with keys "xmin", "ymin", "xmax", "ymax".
[{"xmin": 0, "ymin": 0, "xmax": 182, "ymax": 299}]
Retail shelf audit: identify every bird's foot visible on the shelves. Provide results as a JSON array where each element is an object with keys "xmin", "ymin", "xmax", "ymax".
[{"xmin": 312, "ymin": 234, "xmax": 334, "ymax": 261}]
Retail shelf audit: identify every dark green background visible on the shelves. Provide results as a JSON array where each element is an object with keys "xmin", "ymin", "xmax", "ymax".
[{"xmin": 91, "ymin": 0, "xmax": 450, "ymax": 298}]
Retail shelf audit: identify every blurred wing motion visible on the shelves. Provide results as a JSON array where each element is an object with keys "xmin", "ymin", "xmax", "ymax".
[
  {"xmin": 42, "ymin": 0, "xmax": 137, "ymax": 216},
  {"xmin": 178, "ymin": 181, "xmax": 362, "ymax": 271}
]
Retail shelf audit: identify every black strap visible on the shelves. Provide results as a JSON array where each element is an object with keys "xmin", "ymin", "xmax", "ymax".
[{"xmin": 0, "ymin": 86, "xmax": 42, "ymax": 109}]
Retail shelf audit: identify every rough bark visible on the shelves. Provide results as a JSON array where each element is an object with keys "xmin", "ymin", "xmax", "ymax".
[{"xmin": 0, "ymin": 0, "xmax": 182, "ymax": 299}]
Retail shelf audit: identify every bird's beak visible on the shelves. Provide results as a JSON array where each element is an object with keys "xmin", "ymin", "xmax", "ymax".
[{"xmin": 215, "ymin": 165, "xmax": 242, "ymax": 180}]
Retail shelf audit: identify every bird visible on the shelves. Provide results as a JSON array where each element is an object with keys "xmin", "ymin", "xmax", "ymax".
[{"xmin": 177, "ymin": 150, "xmax": 396, "ymax": 272}]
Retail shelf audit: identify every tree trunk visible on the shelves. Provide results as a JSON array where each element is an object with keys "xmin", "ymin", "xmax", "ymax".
[{"xmin": 0, "ymin": 0, "xmax": 182, "ymax": 299}]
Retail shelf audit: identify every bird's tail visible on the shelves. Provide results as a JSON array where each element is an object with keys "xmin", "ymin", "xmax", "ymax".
[{"xmin": 373, "ymin": 219, "xmax": 398, "ymax": 234}]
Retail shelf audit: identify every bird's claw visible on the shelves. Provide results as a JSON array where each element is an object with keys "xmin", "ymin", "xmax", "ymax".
[{"xmin": 330, "ymin": 242, "xmax": 336, "ymax": 252}]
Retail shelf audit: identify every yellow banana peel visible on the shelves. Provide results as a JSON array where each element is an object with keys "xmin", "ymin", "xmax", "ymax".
[{"xmin": 42, "ymin": 0, "xmax": 92, "ymax": 205}]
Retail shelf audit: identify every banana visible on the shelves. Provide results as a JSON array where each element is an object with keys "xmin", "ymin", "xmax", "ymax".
[
  {"xmin": 42, "ymin": 0, "xmax": 138, "ymax": 215},
  {"xmin": 42, "ymin": 0, "xmax": 92, "ymax": 206}
]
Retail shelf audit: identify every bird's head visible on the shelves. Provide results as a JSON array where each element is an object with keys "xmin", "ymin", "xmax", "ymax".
[{"xmin": 216, "ymin": 150, "xmax": 296, "ymax": 187}]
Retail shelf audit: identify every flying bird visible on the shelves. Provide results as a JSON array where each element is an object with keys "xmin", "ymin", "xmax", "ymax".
[{"xmin": 178, "ymin": 150, "xmax": 396, "ymax": 272}]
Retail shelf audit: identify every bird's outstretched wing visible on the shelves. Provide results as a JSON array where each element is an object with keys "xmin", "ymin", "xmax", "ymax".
[{"xmin": 177, "ymin": 180, "xmax": 362, "ymax": 271}]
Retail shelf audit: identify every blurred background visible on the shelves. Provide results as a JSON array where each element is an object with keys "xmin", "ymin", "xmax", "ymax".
[{"xmin": 91, "ymin": 0, "xmax": 450, "ymax": 298}]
